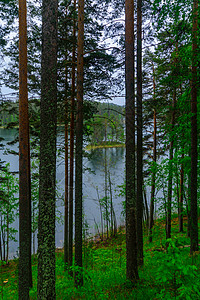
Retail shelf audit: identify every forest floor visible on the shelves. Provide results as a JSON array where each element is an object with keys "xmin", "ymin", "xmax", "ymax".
[{"xmin": 1, "ymin": 215, "xmax": 200, "ymax": 299}]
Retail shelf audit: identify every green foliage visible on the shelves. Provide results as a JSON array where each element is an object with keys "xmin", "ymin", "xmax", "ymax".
[
  {"xmin": 1, "ymin": 219, "xmax": 200, "ymax": 299},
  {"xmin": 87, "ymin": 103, "xmax": 125, "ymax": 147},
  {"xmin": 153, "ymin": 238, "xmax": 200, "ymax": 299},
  {"xmin": 0, "ymin": 163, "xmax": 18, "ymax": 262}
]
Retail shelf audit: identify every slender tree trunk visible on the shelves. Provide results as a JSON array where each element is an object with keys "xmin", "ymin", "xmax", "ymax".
[
  {"xmin": 175, "ymin": 163, "xmax": 180, "ymax": 207},
  {"xmin": 6, "ymin": 201, "xmax": 9, "ymax": 265},
  {"xmin": 1, "ymin": 215, "xmax": 3, "ymax": 261},
  {"xmin": 125, "ymin": 0, "xmax": 139, "ymax": 281},
  {"xmin": 28, "ymin": 131, "xmax": 32, "ymax": 287},
  {"xmin": 108, "ymin": 172, "xmax": 113, "ymax": 236},
  {"xmin": 33, "ymin": 232, "xmax": 35, "ymax": 255},
  {"xmin": 3, "ymin": 220, "xmax": 5, "ymax": 262},
  {"xmin": 64, "ymin": 64, "xmax": 69, "ymax": 270},
  {"xmin": 136, "ymin": 0, "xmax": 143, "ymax": 266},
  {"xmin": 0, "ymin": 218, "xmax": 2, "ymax": 261},
  {"xmin": 149, "ymin": 107, "xmax": 156, "ymax": 243},
  {"xmin": 37, "ymin": 0, "xmax": 58, "ymax": 297},
  {"xmin": 179, "ymin": 153, "xmax": 184, "ymax": 232},
  {"xmin": 96, "ymin": 187, "xmax": 103, "ymax": 240},
  {"xmin": 6, "ymin": 180, "xmax": 10, "ymax": 264},
  {"xmin": 190, "ymin": 0, "xmax": 198, "ymax": 253},
  {"xmin": 18, "ymin": 0, "xmax": 31, "ymax": 297},
  {"xmin": 143, "ymin": 188, "xmax": 149, "ymax": 227},
  {"xmin": 166, "ymin": 90, "xmax": 176, "ymax": 240},
  {"xmin": 32, "ymin": 201, "xmax": 36, "ymax": 255},
  {"xmin": 187, "ymin": 171, "xmax": 191, "ymax": 237},
  {"xmin": 149, "ymin": 63, "xmax": 156, "ymax": 243},
  {"xmin": 74, "ymin": 0, "xmax": 84, "ymax": 286},
  {"xmin": 68, "ymin": 0, "xmax": 76, "ymax": 270},
  {"xmin": 113, "ymin": 209, "xmax": 117, "ymax": 236},
  {"xmin": 178, "ymin": 86, "xmax": 184, "ymax": 234},
  {"xmin": 104, "ymin": 148, "xmax": 109, "ymax": 239}
]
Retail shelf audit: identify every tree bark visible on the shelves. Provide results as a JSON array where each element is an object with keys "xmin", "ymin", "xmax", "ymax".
[
  {"xmin": 166, "ymin": 89, "xmax": 176, "ymax": 240},
  {"xmin": 104, "ymin": 148, "xmax": 109, "ymax": 239},
  {"xmin": 125, "ymin": 0, "xmax": 139, "ymax": 281},
  {"xmin": 64, "ymin": 63, "xmax": 69, "ymax": 270},
  {"xmin": 179, "ymin": 154, "xmax": 184, "ymax": 233},
  {"xmin": 108, "ymin": 172, "xmax": 113, "ymax": 236},
  {"xmin": 136, "ymin": 0, "xmax": 143, "ymax": 266},
  {"xmin": 6, "ymin": 191, "xmax": 9, "ymax": 265},
  {"xmin": 68, "ymin": 0, "xmax": 76, "ymax": 270},
  {"xmin": 190, "ymin": 0, "xmax": 198, "ymax": 253},
  {"xmin": 187, "ymin": 171, "xmax": 191, "ymax": 238},
  {"xmin": 143, "ymin": 188, "xmax": 149, "ymax": 227},
  {"xmin": 74, "ymin": 0, "xmax": 84, "ymax": 286},
  {"xmin": 18, "ymin": 0, "xmax": 32, "ymax": 297},
  {"xmin": 149, "ymin": 66, "xmax": 156, "ymax": 243},
  {"xmin": 37, "ymin": 0, "xmax": 58, "ymax": 298}
]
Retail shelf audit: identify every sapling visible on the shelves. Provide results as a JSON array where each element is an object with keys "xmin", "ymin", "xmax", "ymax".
[{"xmin": 0, "ymin": 163, "xmax": 18, "ymax": 263}]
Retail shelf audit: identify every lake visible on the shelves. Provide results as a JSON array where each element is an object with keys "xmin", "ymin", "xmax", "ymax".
[{"xmin": 0, "ymin": 128, "xmax": 125, "ymax": 258}]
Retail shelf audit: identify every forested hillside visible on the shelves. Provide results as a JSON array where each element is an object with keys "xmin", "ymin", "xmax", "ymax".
[{"xmin": 0, "ymin": 0, "xmax": 200, "ymax": 299}]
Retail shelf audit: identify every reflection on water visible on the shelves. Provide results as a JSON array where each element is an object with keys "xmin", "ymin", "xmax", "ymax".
[
  {"xmin": 0, "ymin": 129, "xmax": 125, "ymax": 258},
  {"xmin": 88, "ymin": 147, "xmax": 125, "ymax": 170},
  {"xmin": 0, "ymin": 128, "xmax": 19, "ymax": 142}
]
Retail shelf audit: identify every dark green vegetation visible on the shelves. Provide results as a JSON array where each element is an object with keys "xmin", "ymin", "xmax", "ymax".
[
  {"xmin": 1, "ymin": 218, "xmax": 200, "ymax": 299},
  {"xmin": 0, "ymin": 101, "xmax": 125, "ymax": 146}
]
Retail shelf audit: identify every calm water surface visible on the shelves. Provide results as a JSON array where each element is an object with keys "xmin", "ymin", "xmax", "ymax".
[{"xmin": 0, "ymin": 128, "xmax": 125, "ymax": 258}]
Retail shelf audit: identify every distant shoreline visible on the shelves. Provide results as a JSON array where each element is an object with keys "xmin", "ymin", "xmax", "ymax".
[{"xmin": 85, "ymin": 142, "xmax": 125, "ymax": 150}]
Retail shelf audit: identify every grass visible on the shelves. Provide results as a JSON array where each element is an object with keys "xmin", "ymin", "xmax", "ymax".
[{"xmin": 1, "ymin": 217, "xmax": 200, "ymax": 299}]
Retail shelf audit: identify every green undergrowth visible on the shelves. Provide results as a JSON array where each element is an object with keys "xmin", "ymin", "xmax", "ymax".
[{"xmin": 1, "ymin": 217, "xmax": 200, "ymax": 299}]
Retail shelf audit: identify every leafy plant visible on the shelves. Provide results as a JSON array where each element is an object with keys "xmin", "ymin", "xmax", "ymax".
[
  {"xmin": 0, "ymin": 163, "xmax": 18, "ymax": 263},
  {"xmin": 154, "ymin": 238, "xmax": 200, "ymax": 299}
]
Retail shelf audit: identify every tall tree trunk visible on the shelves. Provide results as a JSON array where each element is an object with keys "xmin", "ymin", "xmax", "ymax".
[
  {"xmin": 37, "ymin": 0, "xmax": 58, "ymax": 297},
  {"xmin": 104, "ymin": 148, "xmax": 109, "ymax": 239},
  {"xmin": 18, "ymin": 0, "xmax": 32, "ymax": 297},
  {"xmin": 190, "ymin": 0, "xmax": 198, "ymax": 253},
  {"xmin": 74, "ymin": 0, "xmax": 84, "ymax": 286},
  {"xmin": 0, "ymin": 218, "xmax": 2, "ymax": 261},
  {"xmin": 96, "ymin": 187, "xmax": 103, "ymax": 240},
  {"xmin": 6, "ymin": 196, "xmax": 9, "ymax": 265},
  {"xmin": 125, "ymin": 0, "xmax": 139, "ymax": 281},
  {"xmin": 108, "ymin": 172, "xmax": 113, "ymax": 236},
  {"xmin": 64, "ymin": 64, "xmax": 69, "ymax": 270},
  {"xmin": 187, "ymin": 170, "xmax": 191, "ymax": 237},
  {"xmin": 68, "ymin": 0, "xmax": 76, "ymax": 270},
  {"xmin": 136, "ymin": 0, "xmax": 143, "ymax": 266},
  {"xmin": 149, "ymin": 66, "xmax": 156, "ymax": 243},
  {"xmin": 166, "ymin": 89, "xmax": 176, "ymax": 239},
  {"xmin": 143, "ymin": 188, "xmax": 149, "ymax": 227},
  {"xmin": 179, "ymin": 153, "xmax": 184, "ymax": 232},
  {"xmin": 3, "ymin": 219, "xmax": 5, "ymax": 262},
  {"xmin": 175, "ymin": 163, "xmax": 180, "ymax": 208},
  {"xmin": 1, "ymin": 215, "xmax": 3, "ymax": 261},
  {"xmin": 28, "ymin": 132, "xmax": 32, "ymax": 287}
]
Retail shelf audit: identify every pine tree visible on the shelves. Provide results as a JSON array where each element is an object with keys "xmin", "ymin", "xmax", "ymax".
[
  {"xmin": 74, "ymin": 0, "xmax": 84, "ymax": 286},
  {"xmin": 136, "ymin": 0, "xmax": 143, "ymax": 266},
  {"xmin": 125, "ymin": 0, "xmax": 139, "ymax": 281},
  {"xmin": 18, "ymin": 0, "xmax": 32, "ymax": 297},
  {"xmin": 37, "ymin": 0, "xmax": 58, "ymax": 297},
  {"xmin": 190, "ymin": 0, "xmax": 198, "ymax": 253}
]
